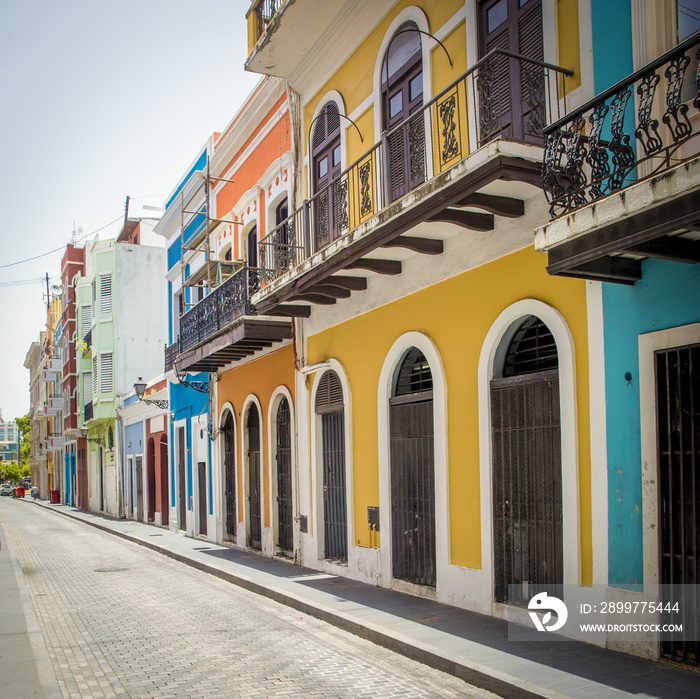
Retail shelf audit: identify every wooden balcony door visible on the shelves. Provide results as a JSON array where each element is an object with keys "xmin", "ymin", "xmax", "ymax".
[
  {"xmin": 382, "ymin": 21, "xmax": 424, "ymax": 202},
  {"xmin": 478, "ymin": 0, "xmax": 544, "ymax": 144}
]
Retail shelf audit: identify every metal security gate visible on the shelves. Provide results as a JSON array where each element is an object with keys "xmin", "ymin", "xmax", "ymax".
[
  {"xmin": 198, "ymin": 461, "xmax": 207, "ymax": 536},
  {"xmin": 390, "ymin": 348, "xmax": 435, "ymax": 587},
  {"xmin": 247, "ymin": 406, "xmax": 262, "ymax": 550},
  {"xmin": 223, "ymin": 412, "xmax": 236, "ymax": 540},
  {"xmin": 491, "ymin": 371, "xmax": 562, "ymax": 604},
  {"xmin": 492, "ymin": 316, "xmax": 561, "ymax": 606},
  {"xmin": 177, "ymin": 427, "xmax": 186, "ymax": 531},
  {"xmin": 276, "ymin": 398, "xmax": 293, "ymax": 552},
  {"xmin": 317, "ymin": 371, "xmax": 347, "ymax": 562},
  {"xmin": 136, "ymin": 455, "xmax": 144, "ymax": 521},
  {"xmin": 657, "ymin": 343, "xmax": 699, "ymax": 666}
]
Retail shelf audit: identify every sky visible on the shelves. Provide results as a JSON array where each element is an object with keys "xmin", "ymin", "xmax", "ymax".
[{"xmin": 0, "ymin": 0, "xmax": 260, "ymax": 421}]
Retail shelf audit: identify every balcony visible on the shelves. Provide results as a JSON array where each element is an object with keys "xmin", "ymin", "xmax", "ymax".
[
  {"xmin": 175, "ymin": 264, "xmax": 292, "ymax": 373},
  {"xmin": 536, "ymin": 32, "xmax": 700, "ymax": 284},
  {"xmin": 256, "ymin": 50, "xmax": 572, "ymax": 314},
  {"xmin": 246, "ymin": 0, "xmax": 348, "ymax": 81},
  {"xmin": 164, "ymin": 341, "xmax": 179, "ymax": 374},
  {"xmin": 46, "ymin": 434, "xmax": 64, "ymax": 451}
]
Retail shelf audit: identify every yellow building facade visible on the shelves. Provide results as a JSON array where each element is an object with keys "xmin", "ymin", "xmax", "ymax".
[{"xmin": 242, "ymin": 0, "xmax": 600, "ymax": 618}]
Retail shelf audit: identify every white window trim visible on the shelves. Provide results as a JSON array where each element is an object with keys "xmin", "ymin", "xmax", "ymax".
[
  {"xmin": 305, "ymin": 91, "xmax": 348, "ymax": 201},
  {"xmin": 266, "ymin": 385, "xmax": 296, "ymax": 554},
  {"xmin": 241, "ymin": 394, "xmax": 265, "ymax": 549},
  {"xmin": 371, "ymin": 7, "xmax": 432, "ymax": 143},
  {"xmin": 478, "ymin": 299, "xmax": 581, "ymax": 616},
  {"xmin": 218, "ymin": 402, "xmax": 238, "ymax": 542},
  {"xmin": 377, "ymin": 331, "xmax": 448, "ymax": 596}
]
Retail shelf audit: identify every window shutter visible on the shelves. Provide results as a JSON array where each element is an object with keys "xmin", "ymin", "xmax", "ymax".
[
  {"xmin": 81, "ymin": 305, "xmax": 91, "ymax": 338},
  {"xmin": 100, "ymin": 353, "xmax": 113, "ymax": 394},
  {"xmin": 315, "ymin": 371, "xmax": 344, "ymax": 414},
  {"xmin": 91, "ymin": 278, "xmax": 96, "ymax": 318},
  {"xmin": 92, "ymin": 357, "xmax": 97, "ymax": 396},
  {"xmin": 100, "ymin": 274, "xmax": 112, "ymax": 314},
  {"xmin": 83, "ymin": 372, "xmax": 92, "ymax": 406}
]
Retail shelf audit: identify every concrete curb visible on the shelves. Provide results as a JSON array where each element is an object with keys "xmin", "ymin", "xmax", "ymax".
[{"xmin": 30, "ymin": 500, "xmax": 570, "ymax": 699}]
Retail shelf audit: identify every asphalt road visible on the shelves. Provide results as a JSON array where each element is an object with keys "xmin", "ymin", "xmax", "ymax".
[{"xmin": 0, "ymin": 497, "xmax": 497, "ymax": 699}]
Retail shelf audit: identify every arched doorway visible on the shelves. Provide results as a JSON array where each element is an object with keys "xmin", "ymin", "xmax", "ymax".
[
  {"xmin": 316, "ymin": 370, "xmax": 347, "ymax": 562},
  {"xmin": 389, "ymin": 347, "xmax": 435, "ymax": 587},
  {"xmin": 246, "ymin": 405, "xmax": 262, "ymax": 550},
  {"xmin": 381, "ymin": 21, "xmax": 424, "ymax": 201},
  {"xmin": 491, "ymin": 315, "xmax": 561, "ymax": 606},
  {"xmin": 147, "ymin": 437, "xmax": 156, "ymax": 522},
  {"xmin": 276, "ymin": 397, "xmax": 293, "ymax": 552},
  {"xmin": 222, "ymin": 410, "xmax": 236, "ymax": 542},
  {"xmin": 311, "ymin": 102, "xmax": 342, "ymax": 250}
]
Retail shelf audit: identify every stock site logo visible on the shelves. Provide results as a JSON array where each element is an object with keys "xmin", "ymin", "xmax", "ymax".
[{"xmin": 528, "ymin": 592, "xmax": 568, "ymax": 632}]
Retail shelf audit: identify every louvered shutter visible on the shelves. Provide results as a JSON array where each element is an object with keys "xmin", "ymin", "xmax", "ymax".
[
  {"xmin": 100, "ymin": 353, "xmax": 113, "ymax": 394},
  {"xmin": 92, "ymin": 357, "xmax": 97, "ymax": 396},
  {"xmin": 100, "ymin": 274, "xmax": 112, "ymax": 314},
  {"xmin": 315, "ymin": 371, "xmax": 344, "ymax": 414},
  {"xmin": 81, "ymin": 305, "xmax": 91, "ymax": 338},
  {"xmin": 83, "ymin": 372, "xmax": 92, "ymax": 406},
  {"xmin": 91, "ymin": 278, "xmax": 96, "ymax": 318}
]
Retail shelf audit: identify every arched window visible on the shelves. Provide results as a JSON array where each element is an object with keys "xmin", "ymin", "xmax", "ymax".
[
  {"xmin": 389, "ymin": 348, "xmax": 435, "ymax": 587},
  {"xmin": 312, "ymin": 102, "xmax": 343, "ymax": 250},
  {"xmin": 381, "ymin": 21, "xmax": 425, "ymax": 201},
  {"xmin": 503, "ymin": 315, "xmax": 558, "ymax": 377},
  {"xmin": 315, "ymin": 370, "xmax": 347, "ymax": 561},
  {"xmin": 491, "ymin": 315, "xmax": 561, "ymax": 606}
]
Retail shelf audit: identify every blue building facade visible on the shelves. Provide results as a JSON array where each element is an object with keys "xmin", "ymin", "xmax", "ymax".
[{"xmin": 155, "ymin": 141, "xmax": 215, "ymax": 539}]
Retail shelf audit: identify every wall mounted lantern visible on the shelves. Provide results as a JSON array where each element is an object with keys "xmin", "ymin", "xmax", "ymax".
[
  {"xmin": 133, "ymin": 377, "xmax": 169, "ymax": 410},
  {"xmin": 80, "ymin": 427, "xmax": 104, "ymax": 445}
]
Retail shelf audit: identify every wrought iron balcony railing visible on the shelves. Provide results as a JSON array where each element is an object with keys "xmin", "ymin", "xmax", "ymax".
[
  {"xmin": 179, "ymin": 265, "xmax": 263, "ymax": 354},
  {"xmin": 164, "ymin": 341, "xmax": 179, "ymax": 373},
  {"xmin": 260, "ymin": 49, "xmax": 572, "ymax": 283},
  {"xmin": 253, "ymin": 0, "xmax": 282, "ymax": 44},
  {"xmin": 542, "ymin": 32, "xmax": 700, "ymax": 219}
]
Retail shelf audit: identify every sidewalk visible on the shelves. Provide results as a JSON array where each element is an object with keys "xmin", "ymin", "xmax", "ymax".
[{"xmin": 26, "ymin": 498, "xmax": 700, "ymax": 699}]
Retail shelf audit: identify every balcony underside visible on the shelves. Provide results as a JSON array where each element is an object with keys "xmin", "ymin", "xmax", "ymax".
[
  {"xmin": 536, "ymin": 159, "xmax": 700, "ymax": 284},
  {"xmin": 254, "ymin": 144, "xmax": 541, "ymax": 316},
  {"xmin": 176, "ymin": 316, "xmax": 292, "ymax": 373}
]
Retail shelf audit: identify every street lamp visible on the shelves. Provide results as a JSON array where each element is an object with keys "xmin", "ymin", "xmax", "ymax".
[{"xmin": 133, "ymin": 378, "xmax": 169, "ymax": 410}]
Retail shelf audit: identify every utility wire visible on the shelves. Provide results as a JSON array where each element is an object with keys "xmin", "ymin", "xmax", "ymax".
[
  {"xmin": 0, "ymin": 277, "xmax": 45, "ymax": 288},
  {"xmin": 0, "ymin": 216, "xmax": 122, "ymax": 269}
]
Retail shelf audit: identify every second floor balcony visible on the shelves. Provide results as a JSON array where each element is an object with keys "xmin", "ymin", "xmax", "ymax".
[
  {"xmin": 174, "ymin": 264, "xmax": 292, "ymax": 373},
  {"xmin": 536, "ymin": 31, "xmax": 700, "ymax": 284},
  {"xmin": 256, "ymin": 50, "xmax": 572, "ymax": 314}
]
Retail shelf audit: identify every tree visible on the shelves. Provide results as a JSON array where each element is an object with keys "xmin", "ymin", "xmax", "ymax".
[{"xmin": 15, "ymin": 414, "xmax": 31, "ymax": 469}]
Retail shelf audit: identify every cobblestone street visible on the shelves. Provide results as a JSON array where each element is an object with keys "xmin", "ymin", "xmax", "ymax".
[{"xmin": 0, "ymin": 499, "xmax": 496, "ymax": 699}]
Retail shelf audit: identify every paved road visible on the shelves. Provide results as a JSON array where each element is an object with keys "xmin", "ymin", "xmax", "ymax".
[{"xmin": 0, "ymin": 498, "xmax": 497, "ymax": 699}]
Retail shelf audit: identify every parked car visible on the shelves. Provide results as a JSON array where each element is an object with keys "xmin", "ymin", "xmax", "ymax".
[{"xmin": 0, "ymin": 483, "xmax": 13, "ymax": 496}]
